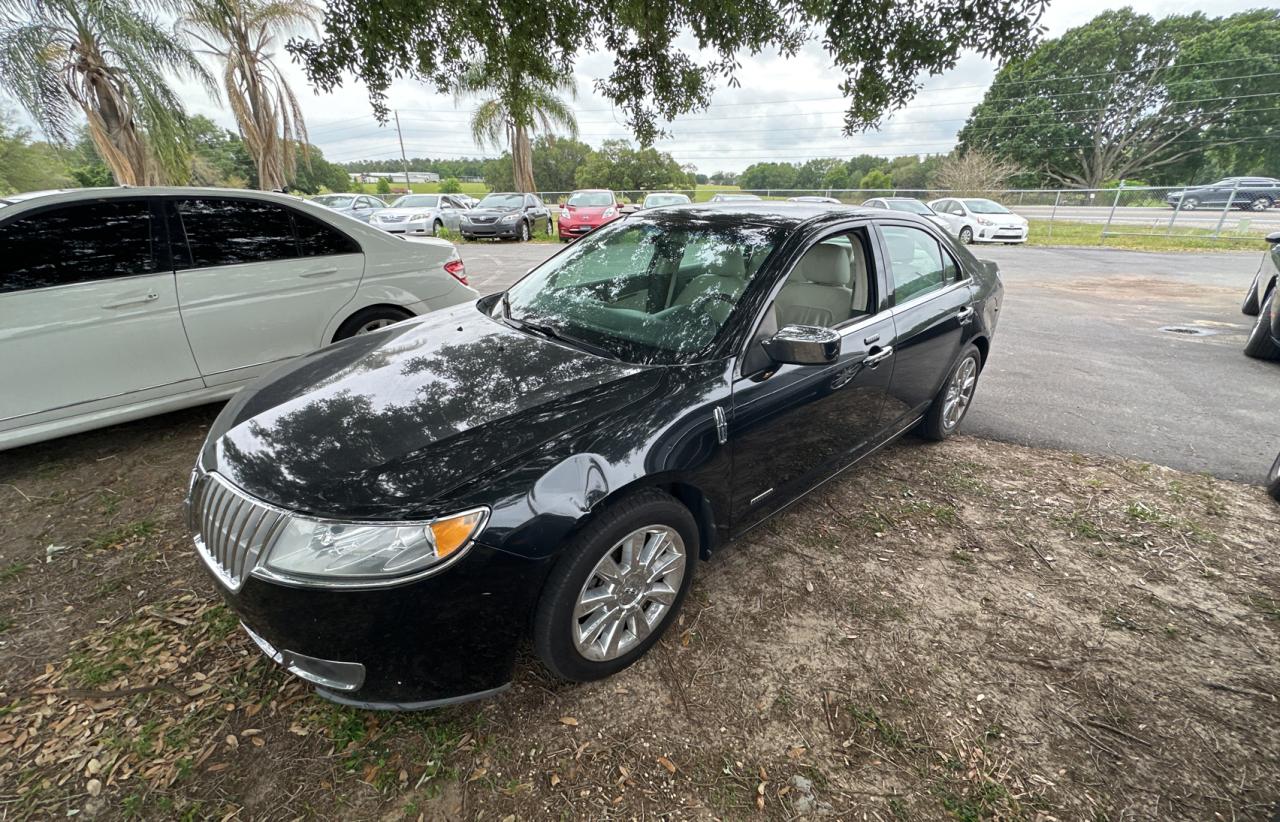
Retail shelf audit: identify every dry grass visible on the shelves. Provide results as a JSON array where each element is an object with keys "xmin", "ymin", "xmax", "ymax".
[{"xmin": 1, "ymin": 409, "xmax": 1278, "ymax": 820}]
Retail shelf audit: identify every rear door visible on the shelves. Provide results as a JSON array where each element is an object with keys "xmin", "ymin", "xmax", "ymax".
[
  {"xmin": 170, "ymin": 196, "xmax": 364, "ymax": 386},
  {"xmin": 874, "ymin": 222, "xmax": 973, "ymax": 429},
  {"xmin": 0, "ymin": 197, "xmax": 202, "ymax": 430}
]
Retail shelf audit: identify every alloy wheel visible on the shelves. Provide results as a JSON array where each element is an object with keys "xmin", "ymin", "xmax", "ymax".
[
  {"xmin": 942, "ymin": 355, "xmax": 978, "ymax": 430},
  {"xmin": 572, "ymin": 525, "xmax": 685, "ymax": 662},
  {"xmin": 1182, "ymin": 197, "xmax": 1199, "ymax": 210},
  {"xmin": 356, "ymin": 318, "xmax": 398, "ymax": 335},
  {"xmin": 959, "ymin": 227, "xmax": 973, "ymax": 244},
  {"xmin": 1250, "ymin": 197, "xmax": 1272, "ymax": 212},
  {"xmin": 520, "ymin": 221, "xmax": 530, "ymax": 242}
]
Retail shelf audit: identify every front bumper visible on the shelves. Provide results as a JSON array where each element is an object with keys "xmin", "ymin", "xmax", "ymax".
[
  {"xmin": 973, "ymin": 225, "xmax": 1028, "ymax": 243},
  {"xmin": 558, "ymin": 222, "xmax": 599, "ymax": 239},
  {"xmin": 373, "ymin": 218, "xmax": 433, "ymax": 235},
  {"xmin": 461, "ymin": 221, "xmax": 521, "ymax": 238},
  {"xmin": 209, "ymin": 541, "xmax": 549, "ymax": 707}
]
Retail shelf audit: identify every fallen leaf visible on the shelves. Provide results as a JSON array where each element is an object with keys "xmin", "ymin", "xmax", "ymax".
[
  {"xmin": 558, "ymin": 716, "xmax": 579, "ymax": 726},
  {"xmin": 787, "ymin": 746, "xmax": 806, "ymax": 759},
  {"xmin": 550, "ymin": 773, "xmax": 561, "ymax": 786},
  {"xmin": 657, "ymin": 756, "xmax": 677, "ymax": 774},
  {"xmin": 86, "ymin": 778, "xmax": 102, "ymax": 797}
]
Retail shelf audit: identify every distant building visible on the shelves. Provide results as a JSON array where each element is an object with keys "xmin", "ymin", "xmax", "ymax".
[{"xmin": 349, "ymin": 171, "xmax": 441, "ymax": 184}]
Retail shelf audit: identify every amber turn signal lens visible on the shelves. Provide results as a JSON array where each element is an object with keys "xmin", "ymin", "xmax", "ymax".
[{"xmin": 429, "ymin": 511, "xmax": 486, "ymax": 559}]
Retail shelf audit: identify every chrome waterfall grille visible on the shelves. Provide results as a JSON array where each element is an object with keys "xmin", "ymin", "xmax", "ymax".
[{"xmin": 187, "ymin": 472, "xmax": 287, "ymax": 592}]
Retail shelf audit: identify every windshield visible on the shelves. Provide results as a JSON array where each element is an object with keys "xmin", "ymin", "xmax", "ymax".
[
  {"xmin": 568, "ymin": 192, "xmax": 614, "ymax": 207},
  {"xmin": 504, "ymin": 216, "xmax": 783, "ymax": 365},
  {"xmin": 313, "ymin": 195, "xmax": 354, "ymax": 208},
  {"xmin": 391, "ymin": 195, "xmax": 439, "ymax": 208},
  {"xmin": 478, "ymin": 194, "xmax": 524, "ymax": 208},
  {"xmin": 645, "ymin": 194, "xmax": 689, "ymax": 207},
  {"xmin": 887, "ymin": 199, "xmax": 932, "ymax": 215},
  {"xmin": 963, "ymin": 199, "xmax": 1010, "ymax": 214}
]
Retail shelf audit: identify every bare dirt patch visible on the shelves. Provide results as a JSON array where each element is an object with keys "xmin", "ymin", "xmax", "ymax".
[{"xmin": 2, "ymin": 411, "xmax": 1278, "ymax": 820}]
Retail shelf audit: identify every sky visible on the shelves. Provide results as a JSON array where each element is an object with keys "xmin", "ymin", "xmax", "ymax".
[{"xmin": 63, "ymin": 0, "xmax": 1280, "ymax": 174}]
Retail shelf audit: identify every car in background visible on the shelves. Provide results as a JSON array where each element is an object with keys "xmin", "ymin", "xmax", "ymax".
[
  {"xmin": 369, "ymin": 193, "xmax": 469, "ymax": 236},
  {"xmin": 186, "ymin": 200, "xmax": 1002, "ymax": 708},
  {"xmin": 927, "ymin": 197, "xmax": 1028, "ymax": 245},
  {"xmin": 461, "ymin": 192, "xmax": 553, "ymax": 241},
  {"xmin": 787, "ymin": 195, "xmax": 841, "ymax": 204},
  {"xmin": 641, "ymin": 192, "xmax": 691, "ymax": 209},
  {"xmin": 454, "ymin": 194, "xmax": 479, "ymax": 209},
  {"xmin": 708, "ymin": 192, "xmax": 763, "ymax": 203},
  {"xmin": 311, "ymin": 193, "xmax": 386, "ymax": 223},
  {"xmin": 558, "ymin": 189, "xmax": 622, "ymax": 241},
  {"xmin": 0, "ymin": 187, "xmax": 477, "ymax": 451},
  {"xmin": 1166, "ymin": 177, "xmax": 1280, "ymax": 212},
  {"xmin": 1242, "ymin": 231, "xmax": 1280, "ymax": 360},
  {"xmin": 862, "ymin": 197, "xmax": 951, "ymax": 232}
]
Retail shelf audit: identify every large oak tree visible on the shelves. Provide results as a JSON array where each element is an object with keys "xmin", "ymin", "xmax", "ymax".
[
  {"xmin": 288, "ymin": 0, "xmax": 1049, "ymax": 149},
  {"xmin": 957, "ymin": 9, "xmax": 1280, "ymax": 188}
]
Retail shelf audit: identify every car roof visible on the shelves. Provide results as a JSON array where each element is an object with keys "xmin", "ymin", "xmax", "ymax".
[
  {"xmin": 638, "ymin": 200, "xmax": 884, "ymax": 227},
  {"xmin": 2, "ymin": 186, "xmax": 311, "ymax": 206}
]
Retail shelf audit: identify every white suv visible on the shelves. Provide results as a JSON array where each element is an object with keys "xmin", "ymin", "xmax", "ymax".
[{"xmin": 0, "ymin": 187, "xmax": 478, "ymax": 451}]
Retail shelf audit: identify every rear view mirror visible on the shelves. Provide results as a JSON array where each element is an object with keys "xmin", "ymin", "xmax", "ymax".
[
  {"xmin": 761, "ymin": 325, "xmax": 841, "ymax": 366},
  {"xmin": 1266, "ymin": 231, "xmax": 1280, "ymax": 245}
]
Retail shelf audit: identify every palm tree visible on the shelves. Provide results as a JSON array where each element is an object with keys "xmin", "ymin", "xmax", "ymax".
[
  {"xmin": 0, "ymin": 0, "xmax": 214, "ymax": 185},
  {"xmin": 456, "ymin": 66, "xmax": 578, "ymax": 193},
  {"xmin": 181, "ymin": 0, "xmax": 319, "ymax": 191}
]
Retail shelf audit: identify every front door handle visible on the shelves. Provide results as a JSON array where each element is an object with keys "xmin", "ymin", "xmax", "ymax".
[
  {"xmin": 864, "ymin": 345, "xmax": 894, "ymax": 368},
  {"xmin": 300, "ymin": 266, "xmax": 339, "ymax": 278},
  {"xmin": 102, "ymin": 291, "xmax": 158, "ymax": 309},
  {"xmin": 956, "ymin": 306, "xmax": 975, "ymax": 323}
]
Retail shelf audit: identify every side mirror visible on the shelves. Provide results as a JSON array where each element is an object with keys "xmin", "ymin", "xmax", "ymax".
[
  {"xmin": 760, "ymin": 325, "xmax": 841, "ymax": 366},
  {"xmin": 1267, "ymin": 231, "xmax": 1280, "ymax": 245}
]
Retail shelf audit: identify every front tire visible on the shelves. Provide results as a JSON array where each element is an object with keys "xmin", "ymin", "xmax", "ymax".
[
  {"xmin": 1181, "ymin": 196, "xmax": 1200, "ymax": 211},
  {"xmin": 1242, "ymin": 274, "xmax": 1261, "ymax": 316},
  {"xmin": 518, "ymin": 221, "xmax": 531, "ymax": 242},
  {"xmin": 920, "ymin": 344, "xmax": 982, "ymax": 441},
  {"xmin": 1267, "ymin": 452, "xmax": 1280, "ymax": 503},
  {"xmin": 431, "ymin": 220, "xmax": 443, "ymax": 236},
  {"xmin": 533, "ymin": 490, "xmax": 697, "ymax": 682},
  {"xmin": 958, "ymin": 226, "xmax": 974, "ymax": 244},
  {"xmin": 1243, "ymin": 288, "xmax": 1280, "ymax": 360}
]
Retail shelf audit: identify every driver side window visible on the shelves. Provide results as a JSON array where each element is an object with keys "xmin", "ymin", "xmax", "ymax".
[{"xmin": 772, "ymin": 230, "xmax": 874, "ymax": 329}]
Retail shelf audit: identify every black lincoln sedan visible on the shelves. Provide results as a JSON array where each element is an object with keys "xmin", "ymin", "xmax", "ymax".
[{"xmin": 187, "ymin": 202, "xmax": 1003, "ymax": 709}]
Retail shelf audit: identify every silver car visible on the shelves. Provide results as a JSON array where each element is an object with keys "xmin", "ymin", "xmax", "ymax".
[
  {"xmin": 862, "ymin": 197, "xmax": 952, "ymax": 233},
  {"xmin": 310, "ymin": 193, "xmax": 385, "ymax": 223},
  {"xmin": 370, "ymin": 194, "xmax": 469, "ymax": 236},
  {"xmin": 641, "ymin": 192, "xmax": 692, "ymax": 209}
]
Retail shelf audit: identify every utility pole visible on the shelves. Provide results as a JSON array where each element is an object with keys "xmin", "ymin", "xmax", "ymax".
[{"xmin": 394, "ymin": 110, "xmax": 411, "ymax": 192}]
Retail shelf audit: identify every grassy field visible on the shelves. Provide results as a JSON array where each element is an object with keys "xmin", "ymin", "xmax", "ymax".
[
  {"xmin": 1027, "ymin": 219, "xmax": 1272, "ymax": 252},
  {"xmin": 2, "ymin": 407, "xmax": 1278, "ymax": 820}
]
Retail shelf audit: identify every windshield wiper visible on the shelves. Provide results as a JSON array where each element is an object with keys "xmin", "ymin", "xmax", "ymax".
[{"xmin": 499, "ymin": 304, "xmax": 618, "ymax": 360}]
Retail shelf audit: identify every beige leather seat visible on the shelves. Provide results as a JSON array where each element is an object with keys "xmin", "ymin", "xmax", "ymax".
[
  {"xmin": 673, "ymin": 248, "xmax": 747, "ymax": 307},
  {"xmin": 775, "ymin": 241, "xmax": 864, "ymax": 327}
]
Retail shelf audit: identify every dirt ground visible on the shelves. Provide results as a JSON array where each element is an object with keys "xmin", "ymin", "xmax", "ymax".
[{"xmin": 1, "ymin": 407, "xmax": 1278, "ymax": 821}]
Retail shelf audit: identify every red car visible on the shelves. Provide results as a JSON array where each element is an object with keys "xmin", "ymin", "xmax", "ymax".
[{"xmin": 558, "ymin": 189, "xmax": 621, "ymax": 242}]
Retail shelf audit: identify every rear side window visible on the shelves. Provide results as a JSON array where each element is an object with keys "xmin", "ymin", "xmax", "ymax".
[
  {"xmin": 882, "ymin": 225, "xmax": 951, "ymax": 303},
  {"xmin": 0, "ymin": 200, "xmax": 157, "ymax": 294},
  {"xmin": 176, "ymin": 198, "xmax": 298, "ymax": 267},
  {"xmin": 294, "ymin": 211, "xmax": 361, "ymax": 256}
]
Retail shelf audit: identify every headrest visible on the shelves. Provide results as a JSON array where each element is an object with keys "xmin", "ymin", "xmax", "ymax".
[
  {"xmin": 697, "ymin": 248, "xmax": 746, "ymax": 279},
  {"xmin": 796, "ymin": 243, "xmax": 851, "ymax": 286}
]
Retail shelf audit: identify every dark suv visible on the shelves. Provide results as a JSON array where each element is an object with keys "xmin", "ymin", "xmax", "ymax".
[{"xmin": 1166, "ymin": 177, "xmax": 1280, "ymax": 212}]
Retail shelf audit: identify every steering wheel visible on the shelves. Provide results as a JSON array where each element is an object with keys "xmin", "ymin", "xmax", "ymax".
[{"xmin": 689, "ymin": 290, "xmax": 736, "ymax": 311}]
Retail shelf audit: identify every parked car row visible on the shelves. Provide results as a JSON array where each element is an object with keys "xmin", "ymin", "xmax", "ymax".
[{"xmin": 0, "ymin": 187, "xmax": 477, "ymax": 451}]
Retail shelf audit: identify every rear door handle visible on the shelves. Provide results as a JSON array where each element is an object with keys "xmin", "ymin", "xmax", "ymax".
[
  {"xmin": 957, "ymin": 306, "xmax": 975, "ymax": 323},
  {"xmin": 102, "ymin": 291, "xmax": 158, "ymax": 309},
  {"xmin": 300, "ymin": 266, "xmax": 339, "ymax": 278},
  {"xmin": 865, "ymin": 345, "xmax": 894, "ymax": 367}
]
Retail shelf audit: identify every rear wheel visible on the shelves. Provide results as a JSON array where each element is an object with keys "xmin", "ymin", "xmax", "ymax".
[
  {"xmin": 1249, "ymin": 196, "xmax": 1274, "ymax": 212},
  {"xmin": 1243, "ymin": 288, "xmax": 1280, "ymax": 360},
  {"xmin": 958, "ymin": 226, "xmax": 974, "ymax": 244},
  {"xmin": 333, "ymin": 306, "xmax": 413, "ymax": 341},
  {"xmin": 533, "ymin": 490, "xmax": 697, "ymax": 682},
  {"xmin": 920, "ymin": 344, "xmax": 982, "ymax": 441}
]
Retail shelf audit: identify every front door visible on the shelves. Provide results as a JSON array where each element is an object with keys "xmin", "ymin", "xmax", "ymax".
[
  {"xmin": 728, "ymin": 228, "xmax": 896, "ymax": 526},
  {"xmin": 875, "ymin": 222, "xmax": 974, "ymax": 429},
  {"xmin": 0, "ymin": 197, "xmax": 203, "ymax": 435}
]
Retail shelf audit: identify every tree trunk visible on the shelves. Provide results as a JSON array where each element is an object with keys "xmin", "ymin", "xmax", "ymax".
[{"xmin": 512, "ymin": 123, "xmax": 535, "ymax": 192}]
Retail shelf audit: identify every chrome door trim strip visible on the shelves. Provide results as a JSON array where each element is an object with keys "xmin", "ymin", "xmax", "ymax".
[{"xmin": 0, "ymin": 376, "xmax": 203, "ymax": 423}]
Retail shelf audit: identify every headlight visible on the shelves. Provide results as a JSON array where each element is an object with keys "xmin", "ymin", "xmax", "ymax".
[
  {"xmin": 603, "ymin": 207, "xmax": 617, "ymax": 218},
  {"xmin": 256, "ymin": 508, "xmax": 489, "ymax": 588},
  {"xmin": 500, "ymin": 214, "xmax": 518, "ymax": 223},
  {"xmin": 409, "ymin": 213, "xmax": 429, "ymax": 221},
  {"xmin": 560, "ymin": 210, "xmax": 571, "ymax": 220},
  {"xmin": 976, "ymin": 217, "xmax": 993, "ymax": 226}
]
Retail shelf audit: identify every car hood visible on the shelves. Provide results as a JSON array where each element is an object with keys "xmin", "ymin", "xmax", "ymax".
[
  {"xmin": 466, "ymin": 206, "xmax": 520, "ymax": 218},
  {"xmin": 976, "ymin": 213, "xmax": 1026, "ymax": 226},
  {"xmin": 563, "ymin": 205, "xmax": 613, "ymax": 219},
  {"xmin": 205, "ymin": 302, "xmax": 663, "ymax": 519},
  {"xmin": 372, "ymin": 207, "xmax": 435, "ymax": 218}
]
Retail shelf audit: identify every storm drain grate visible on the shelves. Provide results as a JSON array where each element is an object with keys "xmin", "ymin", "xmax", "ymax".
[{"xmin": 1158, "ymin": 325, "xmax": 1220, "ymax": 337}]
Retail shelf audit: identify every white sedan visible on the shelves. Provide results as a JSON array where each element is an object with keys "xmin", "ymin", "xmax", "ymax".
[
  {"xmin": 927, "ymin": 197, "xmax": 1029, "ymax": 244},
  {"xmin": 0, "ymin": 187, "xmax": 478, "ymax": 451}
]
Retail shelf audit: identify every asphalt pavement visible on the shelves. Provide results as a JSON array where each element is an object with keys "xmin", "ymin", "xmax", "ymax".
[{"xmin": 460, "ymin": 238, "xmax": 1278, "ymax": 483}]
